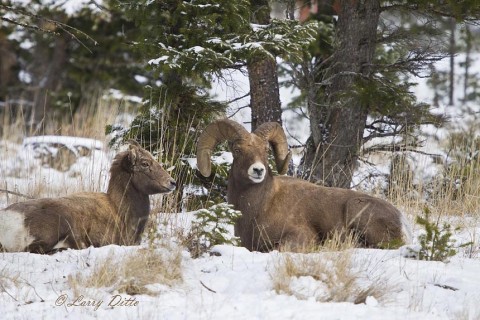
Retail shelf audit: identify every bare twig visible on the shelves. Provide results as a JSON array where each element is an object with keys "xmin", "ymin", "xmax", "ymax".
[
  {"xmin": 0, "ymin": 189, "xmax": 34, "ymax": 200},
  {"xmin": 228, "ymin": 105, "xmax": 250, "ymax": 118},
  {"xmin": 200, "ymin": 280, "xmax": 216, "ymax": 293},
  {"xmin": 226, "ymin": 92, "xmax": 250, "ymax": 105}
]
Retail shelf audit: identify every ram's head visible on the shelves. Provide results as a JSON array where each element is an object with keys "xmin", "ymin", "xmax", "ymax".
[{"xmin": 196, "ymin": 119, "xmax": 291, "ymax": 184}]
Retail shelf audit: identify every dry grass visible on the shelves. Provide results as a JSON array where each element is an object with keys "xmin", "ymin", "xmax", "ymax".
[
  {"xmin": 0, "ymin": 94, "xmax": 138, "ymax": 200},
  {"xmin": 276, "ymin": 229, "xmax": 359, "ymax": 253},
  {"xmin": 385, "ymin": 131, "xmax": 480, "ymax": 220},
  {"xmin": 0, "ymin": 266, "xmax": 21, "ymax": 293},
  {"xmin": 270, "ymin": 250, "xmax": 390, "ymax": 304},
  {"xmin": 69, "ymin": 246, "xmax": 183, "ymax": 296},
  {"xmin": 0, "ymin": 93, "xmax": 137, "ymax": 141}
]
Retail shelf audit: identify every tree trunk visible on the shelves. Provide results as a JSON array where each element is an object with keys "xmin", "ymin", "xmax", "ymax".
[
  {"xmin": 448, "ymin": 17, "xmax": 455, "ymax": 106},
  {"xmin": 248, "ymin": 0, "xmax": 282, "ymax": 131},
  {"xmin": 248, "ymin": 57, "xmax": 282, "ymax": 130},
  {"xmin": 30, "ymin": 34, "xmax": 69, "ymax": 133},
  {"xmin": 463, "ymin": 25, "xmax": 471, "ymax": 102},
  {"xmin": 303, "ymin": 0, "xmax": 380, "ymax": 188},
  {"xmin": 0, "ymin": 32, "xmax": 17, "ymax": 101}
]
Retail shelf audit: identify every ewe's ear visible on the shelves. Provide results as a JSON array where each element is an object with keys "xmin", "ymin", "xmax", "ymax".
[
  {"xmin": 127, "ymin": 147, "xmax": 138, "ymax": 165},
  {"xmin": 121, "ymin": 146, "xmax": 139, "ymax": 172},
  {"xmin": 127, "ymin": 139, "xmax": 141, "ymax": 148}
]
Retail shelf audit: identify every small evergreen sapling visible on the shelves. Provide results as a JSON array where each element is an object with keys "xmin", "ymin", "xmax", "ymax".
[
  {"xmin": 415, "ymin": 207, "xmax": 471, "ymax": 261},
  {"xmin": 188, "ymin": 202, "xmax": 241, "ymax": 257}
]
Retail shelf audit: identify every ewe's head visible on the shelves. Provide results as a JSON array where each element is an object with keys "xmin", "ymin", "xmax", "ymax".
[
  {"xmin": 196, "ymin": 119, "xmax": 291, "ymax": 184},
  {"xmin": 118, "ymin": 140, "xmax": 176, "ymax": 194}
]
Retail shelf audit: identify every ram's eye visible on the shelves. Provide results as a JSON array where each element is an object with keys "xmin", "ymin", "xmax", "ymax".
[
  {"xmin": 141, "ymin": 161, "xmax": 149, "ymax": 168},
  {"xmin": 234, "ymin": 148, "xmax": 241, "ymax": 154}
]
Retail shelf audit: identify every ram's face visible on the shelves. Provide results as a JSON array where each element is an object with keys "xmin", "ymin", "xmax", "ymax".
[{"xmin": 231, "ymin": 135, "xmax": 269, "ymax": 184}]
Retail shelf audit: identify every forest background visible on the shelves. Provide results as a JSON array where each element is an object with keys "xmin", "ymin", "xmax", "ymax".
[
  {"xmin": 2, "ymin": 0, "xmax": 480, "ymax": 211},
  {"xmin": 2, "ymin": 2, "xmax": 480, "ymax": 319}
]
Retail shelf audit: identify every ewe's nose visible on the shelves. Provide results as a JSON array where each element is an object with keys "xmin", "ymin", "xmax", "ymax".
[{"xmin": 169, "ymin": 179, "xmax": 177, "ymax": 190}]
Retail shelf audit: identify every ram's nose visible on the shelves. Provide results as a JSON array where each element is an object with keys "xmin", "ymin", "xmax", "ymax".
[
  {"xmin": 248, "ymin": 162, "xmax": 266, "ymax": 183},
  {"xmin": 253, "ymin": 167, "xmax": 264, "ymax": 177}
]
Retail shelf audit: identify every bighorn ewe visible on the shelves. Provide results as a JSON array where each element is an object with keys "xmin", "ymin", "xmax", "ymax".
[
  {"xmin": 197, "ymin": 119, "xmax": 407, "ymax": 251},
  {"xmin": 0, "ymin": 140, "xmax": 176, "ymax": 253}
]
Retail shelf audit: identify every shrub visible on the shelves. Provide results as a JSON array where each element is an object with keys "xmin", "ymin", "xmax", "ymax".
[
  {"xmin": 414, "ymin": 207, "xmax": 472, "ymax": 261},
  {"xmin": 187, "ymin": 202, "xmax": 242, "ymax": 258}
]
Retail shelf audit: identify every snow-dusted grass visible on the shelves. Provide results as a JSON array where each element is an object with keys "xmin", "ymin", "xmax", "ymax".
[
  {"xmin": 69, "ymin": 245, "xmax": 183, "ymax": 296},
  {"xmin": 0, "ymin": 135, "xmax": 479, "ymax": 319},
  {"xmin": 1, "ymin": 58, "xmax": 480, "ymax": 319},
  {"xmin": 270, "ymin": 250, "xmax": 391, "ymax": 304}
]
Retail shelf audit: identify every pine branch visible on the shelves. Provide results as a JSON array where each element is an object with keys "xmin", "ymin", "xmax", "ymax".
[
  {"xmin": 382, "ymin": 3, "xmax": 480, "ymax": 21},
  {"xmin": 0, "ymin": 4, "xmax": 97, "ymax": 52},
  {"xmin": 362, "ymin": 144, "xmax": 443, "ymax": 158},
  {"xmin": 0, "ymin": 16, "xmax": 59, "ymax": 35},
  {"xmin": 363, "ymin": 130, "xmax": 405, "ymax": 143}
]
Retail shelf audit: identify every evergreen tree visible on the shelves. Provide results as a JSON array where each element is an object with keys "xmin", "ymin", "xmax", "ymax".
[
  {"xmin": 0, "ymin": 1, "xmax": 143, "ymax": 133},
  {"xmin": 248, "ymin": 0, "xmax": 282, "ymax": 130},
  {"xmin": 112, "ymin": 0, "xmax": 319, "ymax": 208},
  {"xmin": 294, "ymin": 0, "xmax": 480, "ymax": 188}
]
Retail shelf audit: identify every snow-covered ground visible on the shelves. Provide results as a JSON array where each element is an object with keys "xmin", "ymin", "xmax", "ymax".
[
  {"xmin": 1, "ymin": 242, "xmax": 479, "ymax": 320},
  {"xmin": 0, "ymin": 128, "xmax": 479, "ymax": 319},
  {"xmin": 1, "ymin": 20, "xmax": 480, "ymax": 319}
]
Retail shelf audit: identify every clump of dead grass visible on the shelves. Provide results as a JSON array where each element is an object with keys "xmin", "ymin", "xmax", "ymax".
[
  {"xmin": 69, "ymin": 246, "xmax": 183, "ymax": 296},
  {"xmin": 270, "ymin": 249, "xmax": 390, "ymax": 304},
  {"xmin": 0, "ymin": 266, "xmax": 21, "ymax": 295},
  {"xmin": 277, "ymin": 229, "xmax": 359, "ymax": 253}
]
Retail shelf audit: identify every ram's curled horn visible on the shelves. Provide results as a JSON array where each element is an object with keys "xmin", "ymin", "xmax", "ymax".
[
  {"xmin": 197, "ymin": 119, "xmax": 249, "ymax": 177},
  {"xmin": 253, "ymin": 122, "xmax": 292, "ymax": 175}
]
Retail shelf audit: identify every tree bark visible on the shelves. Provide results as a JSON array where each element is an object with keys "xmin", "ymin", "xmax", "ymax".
[
  {"xmin": 303, "ymin": 0, "xmax": 380, "ymax": 188},
  {"xmin": 448, "ymin": 17, "xmax": 455, "ymax": 106},
  {"xmin": 248, "ymin": 56, "xmax": 282, "ymax": 130},
  {"xmin": 248, "ymin": 0, "xmax": 282, "ymax": 131},
  {"xmin": 30, "ymin": 34, "xmax": 69, "ymax": 133},
  {"xmin": 463, "ymin": 25, "xmax": 471, "ymax": 102},
  {"xmin": 0, "ymin": 32, "xmax": 17, "ymax": 101}
]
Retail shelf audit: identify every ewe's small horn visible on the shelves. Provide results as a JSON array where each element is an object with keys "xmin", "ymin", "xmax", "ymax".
[
  {"xmin": 197, "ymin": 119, "xmax": 249, "ymax": 177},
  {"xmin": 254, "ymin": 122, "xmax": 291, "ymax": 175}
]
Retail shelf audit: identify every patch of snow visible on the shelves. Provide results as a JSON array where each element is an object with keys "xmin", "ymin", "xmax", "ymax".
[{"xmin": 23, "ymin": 136, "xmax": 103, "ymax": 151}]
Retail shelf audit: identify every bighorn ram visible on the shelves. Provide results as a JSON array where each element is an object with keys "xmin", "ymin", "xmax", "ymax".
[
  {"xmin": 197, "ymin": 119, "xmax": 408, "ymax": 251},
  {"xmin": 0, "ymin": 140, "xmax": 176, "ymax": 253}
]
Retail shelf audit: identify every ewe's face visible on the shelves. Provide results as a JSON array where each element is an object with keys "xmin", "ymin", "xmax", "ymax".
[
  {"xmin": 130, "ymin": 148, "xmax": 176, "ymax": 194},
  {"xmin": 231, "ymin": 135, "xmax": 269, "ymax": 184}
]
